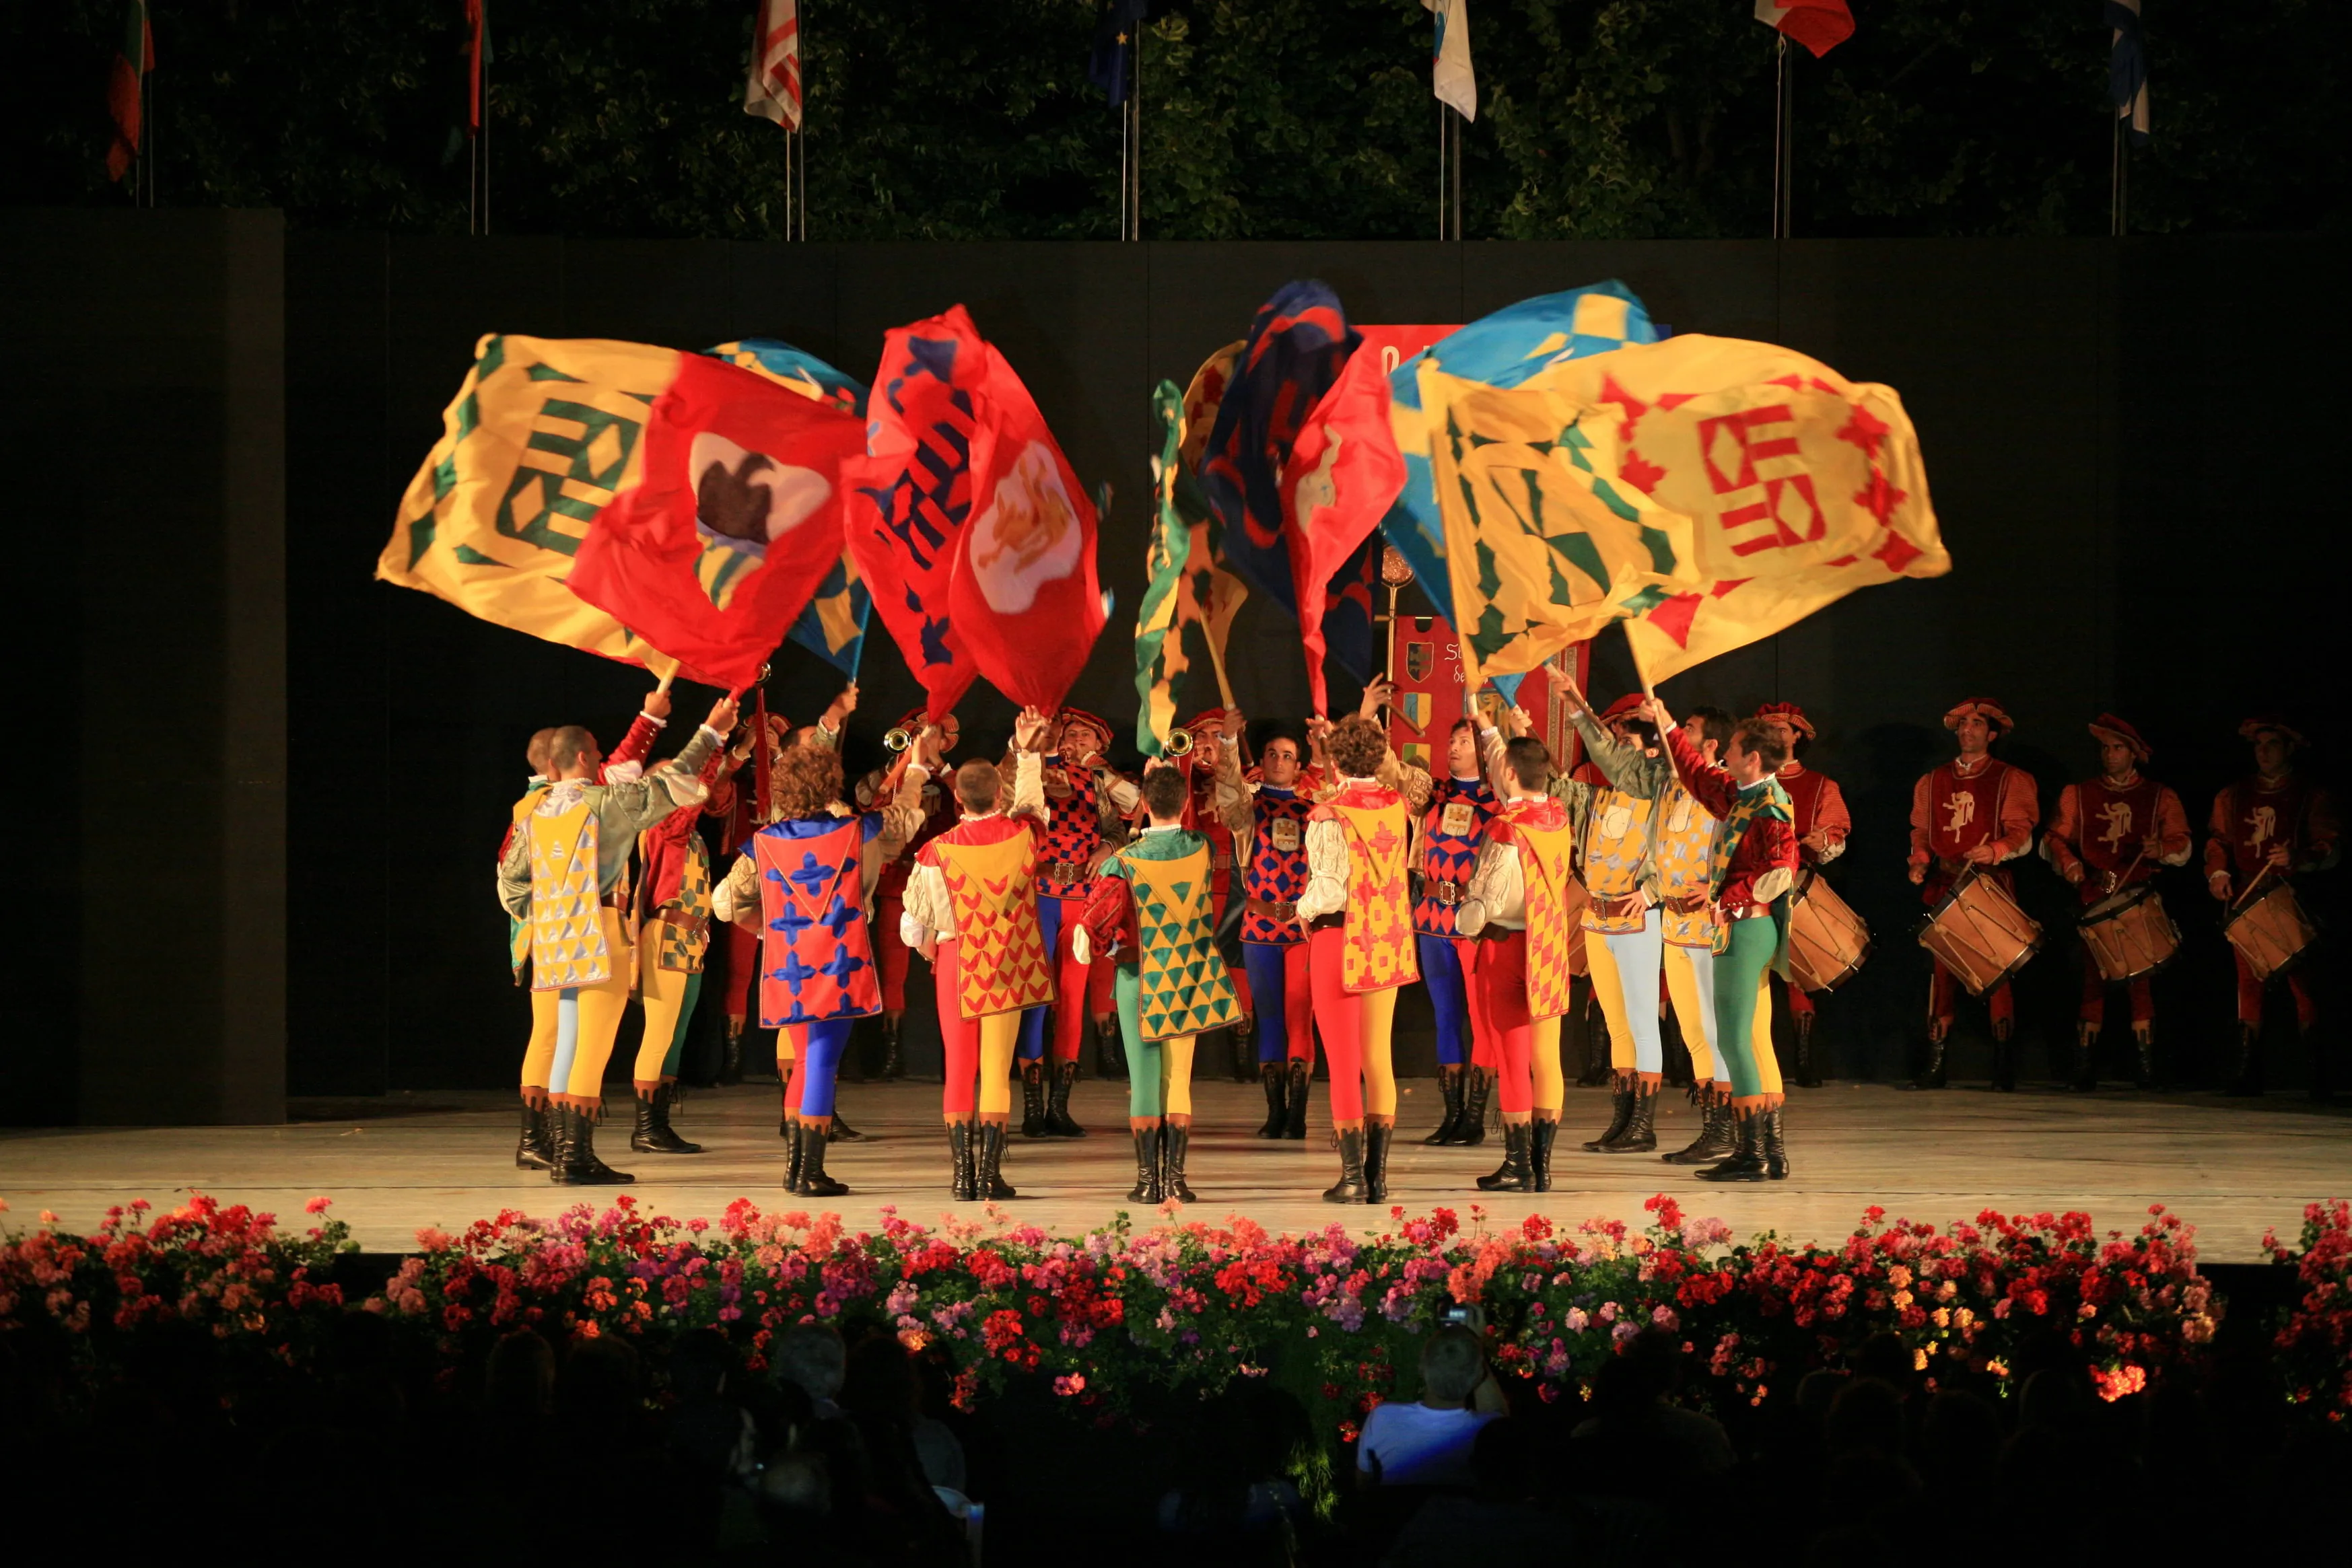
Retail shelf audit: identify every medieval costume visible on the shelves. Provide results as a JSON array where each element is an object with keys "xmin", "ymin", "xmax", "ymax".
[
  {"xmin": 1756, "ymin": 701, "xmax": 1850, "ymax": 1087},
  {"xmin": 625, "ymin": 742, "xmax": 738, "ymax": 1155},
  {"xmin": 1413, "ymin": 740, "xmax": 1499, "ymax": 1147},
  {"xmin": 1651, "ymin": 751, "xmax": 1749, "ymax": 1168},
  {"xmin": 2205, "ymin": 715, "xmax": 2339, "ymax": 1096},
  {"xmin": 1907, "ymin": 698, "xmax": 2039, "ymax": 1089},
  {"xmin": 2041, "ymin": 713, "xmax": 2190, "ymax": 1090},
  {"xmin": 1457, "ymin": 783, "xmax": 1579, "ymax": 1193},
  {"xmin": 1214, "ymin": 738, "xmax": 1325, "ymax": 1140},
  {"xmin": 1569, "ymin": 697, "xmax": 1674, "ymax": 1153},
  {"xmin": 1020, "ymin": 708, "xmax": 1139, "ymax": 1135},
  {"xmin": 855, "ymin": 707, "xmax": 962, "ymax": 1081},
  {"xmin": 900, "ymin": 751, "xmax": 1053, "ymax": 1200}
]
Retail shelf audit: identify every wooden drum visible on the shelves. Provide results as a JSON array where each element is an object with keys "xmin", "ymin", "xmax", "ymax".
[
  {"xmin": 2222, "ymin": 880, "xmax": 2320, "ymax": 983},
  {"xmin": 1917, "ymin": 871, "xmax": 2042, "ymax": 997},
  {"xmin": 1785, "ymin": 866, "xmax": 1871, "ymax": 993},
  {"xmin": 2077, "ymin": 884, "xmax": 2180, "ymax": 983}
]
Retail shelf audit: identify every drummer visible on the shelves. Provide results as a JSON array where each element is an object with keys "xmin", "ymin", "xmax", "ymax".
[
  {"xmin": 2205, "ymin": 715, "xmax": 2339, "ymax": 1098},
  {"xmin": 1907, "ymin": 697, "xmax": 2040, "ymax": 1090},
  {"xmin": 1755, "ymin": 703, "xmax": 1848, "ymax": 1088},
  {"xmin": 2042, "ymin": 714, "xmax": 2190, "ymax": 1090}
]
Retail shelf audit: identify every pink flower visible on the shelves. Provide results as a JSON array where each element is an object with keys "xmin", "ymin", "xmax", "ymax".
[
  {"xmin": 1053, "ymin": 1374, "xmax": 1087, "ymax": 1396},
  {"xmin": 305, "ymin": 1197, "xmax": 333, "ymax": 1215}
]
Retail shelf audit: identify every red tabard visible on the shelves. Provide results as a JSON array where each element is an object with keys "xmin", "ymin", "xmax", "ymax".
[
  {"xmin": 2071, "ymin": 775, "xmax": 2166, "ymax": 890},
  {"xmin": 1780, "ymin": 767, "xmax": 1836, "ymax": 844},
  {"xmin": 2210, "ymin": 774, "xmax": 2325, "ymax": 897},
  {"xmin": 752, "ymin": 818, "xmax": 882, "ymax": 1027},
  {"xmin": 1921, "ymin": 758, "xmax": 2022, "ymax": 902}
]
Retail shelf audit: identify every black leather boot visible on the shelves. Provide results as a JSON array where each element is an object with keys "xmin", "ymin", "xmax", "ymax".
[
  {"xmin": 1019, "ymin": 1059, "xmax": 1049, "ymax": 1138},
  {"xmin": 1990, "ymin": 1024, "xmax": 2017, "ymax": 1093},
  {"xmin": 783, "ymin": 1116, "xmax": 806, "ymax": 1194},
  {"xmin": 1907, "ymin": 1030, "xmax": 1949, "ymax": 1090},
  {"xmin": 826, "ymin": 1104, "xmax": 870, "ymax": 1143},
  {"xmin": 1128, "ymin": 1125, "xmax": 1164, "ymax": 1205},
  {"xmin": 1760, "ymin": 1108, "xmax": 1789, "ymax": 1180},
  {"xmin": 551, "ymin": 1105, "xmax": 635, "ymax": 1186},
  {"xmin": 1422, "ymin": 1067, "xmax": 1466, "ymax": 1145},
  {"xmin": 516, "ymin": 1100, "xmax": 556, "ymax": 1170},
  {"xmin": 1283, "ymin": 1060, "xmax": 1311, "ymax": 1139},
  {"xmin": 1449, "ymin": 1069, "xmax": 1492, "ymax": 1147},
  {"xmin": 879, "ymin": 1017, "xmax": 904, "ymax": 1081},
  {"xmin": 1663, "ymin": 1090, "xmax": 1736, "ymax": 1165},
  {"xmin": 1583, "ymin": 1081, "xmax": 1635, "ymax": 1151},
  {"xmin": 1529, "ymin": 1118, "xmax": 1559, "ymax": 1192},
  {"xmin": 978, "ymin": 1122, "xmax": 1016, "ymax": 1199},
  {"xmin": 1231, "ymin": 1020, "xmax": 1257, "ymax": 1082},
  {"xmin": 1163, "ymin": 1122, "xmax": 1196, "ymax": 1203},
  {"xmin": 1046, "ymin": 1061, "xmax": 1087, "ymax": 1137},
  {"xmin": 1696, "ymin": 1113, "xmax": 1766, "ymax": 1183},
  {"xmin": 1324, "ymin": 1127, "xmax": 1369, "ymax": 1203},
  {"xmin": 1579, "ymin": 991, "xmax": 1615, "ymax": 1085},
  {"xmin": 2069, "ymin": 1024, "xmax": 2099, "ymax": 1093},
  {"xmin": 948, "ymin": 1122, "xmax": 977, "ymax": 1202},
  {"xmin": 719, "ymin": 1020, "xmax": 745, "ymax": 1085},
  {"xmin": 1794, "ymin": 1013, "xmax": 1822, "ymax": 1088},
  {"xmin": 1255, "ymin": 1061, "xmax": 1287, "ymax": 1137},
  {"xmin": 2227, "ymin": 1024, "xmax": 2263, "ymax": 1096},
  {"xmin": 1599, "ymin": 1085, "xmax": 1658, "ymax": 1153},
  {"xmin": 1095, "ymin": 1013, "xmax": 1128, "ymax": 1079},
  {"xmin": 1364, "ymin": 1123, "xmax": 1393, "ymax": 1205},
  {"xmin": 798, "ymin": 1123, "xmax": 849, "ymax": 1198},
  {"xmin": 1476, "ymin": 1122, "xmax": 1534, "ymax": 1192},
  {"xmin": 631, "ymin": 1086, "xmax": 703, "ymax": 1154},
  {"xmin": 2133, "ymin": 1025, "xmax": 2159, "ymax": 1090}
]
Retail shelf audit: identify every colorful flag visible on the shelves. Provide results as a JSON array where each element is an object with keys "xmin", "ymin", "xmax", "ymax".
[
  {"xmin": 105, "ymin": 1, "xmax": 154, "ymax": 182},
  {"xmin": 1088, "ymin": 1, "xmax": 1151, "ymax": 105},
  {"xmin": 745, "ymin": 0, "xmax": 803, "ymax": 131},
  {"xmin": 1381, "ymin": 282, "xmax": 1658, "ymax": 637},
  {"xmin": 1200, "ymin": 281, "xmax": 1360, "ymax": 618},
  {"xmin": 378, "ymin": 334, "xmax": 683, "ymax": 676},
  {"xmin": 1752, "ymin": 1, "xmax": 1854, "ymax": 59},
  {"xmin": 946, "ymin": 337, "xmax": 1109, "ymax": 715},
  {"xmin": 1135, "ymin": 381, "xmax": 1198, "ymax": 757},
  {"xmin": 2108, "ymin": 2, "xmax": 2149, "ymax": 146},
  {"xmin": 1422, "ymin": 1, "xmax": 1476, "ymax": 120},
  {"xmin": 1180, "ymin": 341, "xmax": 1243, "ymax": 469},
  {"xmin": 705, "ymin": 339, "xmax": 872, "ymax": 674},
  {"xmin": 843, "ymin": 308, "xmax": 988, "ymax": 717},
  {"xmin": 1284, "ymin": 324, "xmax": 1455, "ymax": 713},
  {"xmin": 1142, "ymin": 345, "xmax": 1254, "ymax": 738},
  {"xmin": 565, "ymin": 355, "xmax": 866, "ymax": 692},
  {"xmin": 1420, "ymin": 365, "xmax": 1698, "ymax": 694}
]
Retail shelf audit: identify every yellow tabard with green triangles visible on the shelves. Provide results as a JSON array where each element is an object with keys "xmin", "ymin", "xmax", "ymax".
[
  {"xmin": 654, "ymin": 834, "xmax": 714, "ymax": 974},
  {"xmin": 527, "ymin": 802, "xmax": 611, "ymax": 991},
  {"xmin": 1653, "ymin": 781, "xmax": 1722, "ymax": 952},
  {"xmin": 509, "ymin": 785, "xmax": 549, "ymax": 979},
  {"xmin": 1122, "ymin": 841, "xmax": 1242, "ymax": 1042},
  {"xmin": 1579, "ymin": 787, "xmax": 1655, "ymax": 935}
]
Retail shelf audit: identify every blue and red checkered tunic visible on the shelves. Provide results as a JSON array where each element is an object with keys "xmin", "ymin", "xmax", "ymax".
[
  {"xmin": 1239, "ymin": 786, "xmax": 1316, "ymax": 946},
  {"xmin": 1038, "ymin": 758, "xmax": 1111, "ymax": 900},
  {"xmin": 1412, "ymin": 775, "xmax": 1496, "ymax": 936}
]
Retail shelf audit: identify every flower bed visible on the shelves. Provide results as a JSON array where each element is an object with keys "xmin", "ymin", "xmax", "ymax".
[
  {"xmin": 1, "ymin": 1190, "xmax": 2278, "ymax": 1435},
  {"xmin": 2264, "ymin": 1199, "xmax": 2352, "ymax": 1421}
]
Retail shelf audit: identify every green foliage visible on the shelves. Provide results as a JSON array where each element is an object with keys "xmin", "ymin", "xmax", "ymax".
[{"xmin": 3, "ymin": 0, "xmax": 2343, "ymax": 238}]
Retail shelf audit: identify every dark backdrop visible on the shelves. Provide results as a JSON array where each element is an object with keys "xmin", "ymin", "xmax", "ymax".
[{"xmin": 13, "ymin": 218, "xmax": 2343, "ymax": 1120}]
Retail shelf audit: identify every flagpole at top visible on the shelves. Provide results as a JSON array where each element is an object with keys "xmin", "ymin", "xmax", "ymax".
[{"xmin": 1770, "ymin": 35, "xmax": 1792, "ymax": 240}]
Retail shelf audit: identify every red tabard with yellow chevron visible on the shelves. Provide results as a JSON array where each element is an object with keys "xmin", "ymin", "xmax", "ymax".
[
  {"xmin": 1322, "ymin": 787, "xmax": 1418, "ymax": 995},
  {"xmin": 932, "ymin": 823, "xmax": 1056, "ymax": 1020},
  {"xmin": 1505, "ymin": 800, "xmax": 1579, "ymax": 1021}
]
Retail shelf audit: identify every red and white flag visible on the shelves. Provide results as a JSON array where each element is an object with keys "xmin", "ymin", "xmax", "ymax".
[
  {"xmin": 745, "ymin": 0, "xmax": 802, "ymax": 131},
  {"xmin": 1752, "ymin": 1, "xmax": 1853, "ymax": 59}
]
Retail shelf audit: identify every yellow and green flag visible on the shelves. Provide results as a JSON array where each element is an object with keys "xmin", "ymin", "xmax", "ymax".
[
  {"xmin": 378, "ymin": 333, "xmax": 680, "ymax": 674},
  {"xmin": 1135, "ymin": 378, "xmax": 1249, "ymax": 756}
]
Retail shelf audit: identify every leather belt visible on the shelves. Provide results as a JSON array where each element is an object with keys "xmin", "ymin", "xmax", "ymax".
[
  {"xmin": 1424, "ymin": 878, "xmax": 1469, "ymax": 906},
  {"xmin": 1662, "ymin": 892, "xmax": 1713, "ymax": 915},
  {"xmin": 600, "ymin": 891, "xmax": 630, "ymax": 911},
  {"xmin": 1245, "ymin": 896, "xmax": 1299, "ymax": 923},
  {"xmin": 1307, "ymin": 913, "xmax": 1344, "ymax": 932},
  {"xmin": 1591, "ymin": 892, "xmax": 1649, "ymax": 922},
  {"xmin": 1045, "ymin": 860, "xmax": 1091, "ymax": 887},
  {"xmin": 1474, "ymin": 923, "xmax": 1521, "ymax": 943}
]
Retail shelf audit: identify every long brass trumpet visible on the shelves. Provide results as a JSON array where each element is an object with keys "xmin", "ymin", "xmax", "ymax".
[
  {"xmin": 883, "ymin": 727, "xmax": 914, "ymax": 754},
  {"xmin": 1163, "ymin": 728, "xmax": 1195, "ymax": 758}
]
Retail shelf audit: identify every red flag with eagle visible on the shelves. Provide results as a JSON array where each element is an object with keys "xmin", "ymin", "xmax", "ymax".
[
  {"xmin": 745, "ymin": 0, "xmax": 803, "ymax": 130},
  {"xmin": 565, "ymin": 354, "xmax": 866, "ymax": 691}
]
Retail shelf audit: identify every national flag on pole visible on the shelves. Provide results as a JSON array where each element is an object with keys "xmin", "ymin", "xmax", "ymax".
[
  {"xmin": 1088, "ymin": 1, "xmax": 1150, "ymax": 106},
  {"xmin": 1422, "ymin": 0, "xmax": 1476, "ymax": 120},
  {"xmin": 378, "ymin": 334, "xmax": 684, "ymax": 678},
  {"xmin": 565, "ymin": 355, "xmax": 867, "ymax": 692},
  {"xmin": 1381, "ymin": 282, "xmax": 1659, "ymax": 642},
  {"xmin": 2108, "ymin": 1, "xmax": 2150, "ymax": 146},
  {"xmin": 1752, "ymin": 1, "xmax": 1853, "ymax": 59},
  {"xmin": 1200, "ymin": 281, "xmax": 1360, "ymax": 619},
  {"xmin": 464, "ymin": 0, "xmax": 491, "ymax": 135},
  {"xmin": 745, "ymin": 0, "xmax": 804, "ymax": 131},
  {"xmin": 705, "ymin": 339, "xmax": 874, "ymax": 675},
  {"xmin": 105, "ymin": 1, "xmax": 154, "ymax": 182},
  {"xmin": 1284, "ymin": 324, "xmax": 1455, "ymax": 713}
]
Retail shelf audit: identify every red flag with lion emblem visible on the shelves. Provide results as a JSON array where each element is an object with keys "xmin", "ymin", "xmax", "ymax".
[{"xmin": 568, "ymin": 354, "xmax": 867, "ymax": 690}]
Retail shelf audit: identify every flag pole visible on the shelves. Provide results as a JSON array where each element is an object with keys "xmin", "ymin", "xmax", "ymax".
[
  {"xmin": 1450, "ymin": 106, "xmax": 1463, "ymax": 242},
  {"xmin": 1771, "ymin": 35, "xmax": 1792, "ymax": 240},
  {"xmin": 1437, "ymin": 101, "xmax": 1447, "ymax": 239},
  {"xmin": 2110, "ymin": 118, "xmax": 2126, "ymax": 238}
]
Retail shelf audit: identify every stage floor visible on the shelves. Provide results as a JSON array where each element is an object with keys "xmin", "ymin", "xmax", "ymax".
[{"xmin": 5, "ymin": 1080, "xmax": 2346, "ymax": 1262}]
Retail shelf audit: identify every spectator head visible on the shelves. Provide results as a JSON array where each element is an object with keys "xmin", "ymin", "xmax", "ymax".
[
  {"xmin": 1826, "ymin": 1376, "xmax": 1906, "ymax": 1460},
  {"xmin": 1920, "ymin": 1390, "xmax": 2001, "ymax": 1487},
  {"xmin": 776, "ymin": 1322, "xmax": 848, "ymax": 1404},
  {"xmin": 1593, "ymin": 1328, "xmax": 1681, "ymax": 1415},
  {"xmin": 841, "ymin": 1332, "xmax": 921, "ymax": 1425},
  {"xmin": 668, "ymin": 1326, "xmax": 735, "ymax": 1402},
  {"xmin": 1418, "ymin": 1325, "xmax": 1488, "ymax": 1406},
  {"xmin": 557, "ymin": 1335, "xmax": 642, "ymax": 1419},
  {"xmin": 484, "ymin": 1328, "xmax": 556, "ymax": 1418}
]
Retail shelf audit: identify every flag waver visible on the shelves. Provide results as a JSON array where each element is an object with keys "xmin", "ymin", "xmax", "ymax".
[{"xmin": 745, "ymin": 0, "xmax": 804, "ymax": 130}]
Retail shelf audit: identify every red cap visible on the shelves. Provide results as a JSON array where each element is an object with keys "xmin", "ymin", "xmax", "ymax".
[
  {"xmin": 1599, "ymin": 692, "xmax": 1649, "ymax": 724},
  {"xmin": 2087, "ymin": 713, "xmax": 2151, "ymax": 762},
  {"xmin": 1943, "ymin": 698, "xmax": 2013, "ymax": 737},
  {"xmin": 2238, "ymin": 714, "xmax": 2306, "ymax": 749},
  {"xmin": 1181, "ymin": 708, "xmax": 1229, "ymax": 736},
  {"xmin": 1754, "ymin": 701, "xmax": 1815, "ymax": 741},
  {"xmin": 1056, "ymin": 707, "xmax": 1113, "ymax": 749}
]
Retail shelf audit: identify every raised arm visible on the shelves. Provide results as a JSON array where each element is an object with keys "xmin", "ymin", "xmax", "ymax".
[{"xmin": 1661, "ymin": 721, "xmax": 1740, "ymax": 821}]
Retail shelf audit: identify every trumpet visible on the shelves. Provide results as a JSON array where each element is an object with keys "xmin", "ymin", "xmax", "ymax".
[
  {"xmin": 883, "ymin": 727, "xmax": 914, "ymax": 754},
  {"xmin": 1163, "ymin": 728, "xmax": 1195, "ymax": 758}
]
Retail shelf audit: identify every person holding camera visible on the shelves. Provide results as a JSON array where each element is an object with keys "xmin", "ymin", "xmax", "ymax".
[{"xmin": 1356, "ymin": 1324, "xmax": 1507, "ymax": 1489}]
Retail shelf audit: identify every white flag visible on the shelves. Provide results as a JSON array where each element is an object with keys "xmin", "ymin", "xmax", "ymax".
[
  {"xmin": 1422, "ymin": 0, "xmax": 1476, "ymax": 122},
  {"xmin": 745, "ymin": 0, "xmax": 802, "ymax": 131}
]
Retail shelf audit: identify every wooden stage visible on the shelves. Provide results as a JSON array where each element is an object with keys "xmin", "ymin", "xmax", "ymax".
[{"xmin": 5, "ymin": 1080, "xmax": 2345, "ymax": 1262}]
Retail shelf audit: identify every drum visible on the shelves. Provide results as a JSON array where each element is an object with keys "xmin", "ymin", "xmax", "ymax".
[
  {"xmin": 1785, "ymin": 866, "xmax": 1871, "ymax": 993},
  {"xmin": 1917, "ymin": 871, "xmax": 2042, "ymax": 997},
  {"xmin": 2222, "ymin": 880, "xmax": 2320, "ymax": 983},
  {"xmin": 2077, "ymin": 884, "xmax": 2180, "ymax": 983}
]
